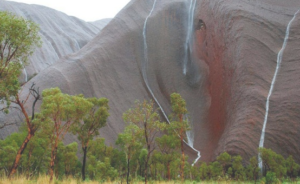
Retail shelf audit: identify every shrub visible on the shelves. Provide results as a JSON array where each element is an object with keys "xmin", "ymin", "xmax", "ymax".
[{"xmin": 266, "ymin": 171, "xmax": 276, "ymax": 184}]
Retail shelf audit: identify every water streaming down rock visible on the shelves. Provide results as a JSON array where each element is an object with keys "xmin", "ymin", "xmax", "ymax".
[
  {"xmin": 258, "ymin": 9, "xmax": 300, "ymax": 171},
  {"xmin": 183, "ymin": 0, "xmax": 197, "ymax": 75},
  {"xmin": 20, "ymin": 61, "xmax": 28, "ymax": 82},
  {"xmin": 183, "ymin": 0, "xmax": 199, "ymax": 164},
  {"xmin": 142, "ymin": 0, "xmax": 200, "ymax": 165},
  {"xmin": 185, "ymin": 114, "xmax": 194, "ymax": 147},
  {"xmin": 23, "ymin": 67, "xmax": 28, "ymax": 82}
]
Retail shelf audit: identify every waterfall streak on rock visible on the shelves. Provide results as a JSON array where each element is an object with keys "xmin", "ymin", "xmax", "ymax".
[
  {"xmin": 185, "ymin": 115, "xmax": 194, "ymax": 147},
  {"xmin": 183, "ymin": 0, "xmax": 196, "ymax": 75},
  {"xmin": 258, "ymin": 9, "xmax": 299, "ymax": 170},
  {"xmin": 20, "ymin": 60, "xmax": 28, "ymax": 82},
  {"xmin": 142, "ymin": 0, "xmax": 200, "ymax": 165}
]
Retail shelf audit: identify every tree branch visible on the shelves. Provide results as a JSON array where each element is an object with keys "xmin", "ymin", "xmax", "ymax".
[{"xmin": 0, "ymin": 122, "xmax": 16, "ymax": 129}]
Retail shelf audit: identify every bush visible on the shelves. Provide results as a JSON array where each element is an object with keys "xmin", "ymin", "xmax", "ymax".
[{"xmin": 266, "ymin": 171, "xmax": 276, "ymax": 184}]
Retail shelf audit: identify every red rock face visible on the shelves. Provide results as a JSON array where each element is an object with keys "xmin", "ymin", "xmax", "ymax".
[
  {"xmin": 196, "ymin": 0, "xmax": 300, "ymax": 162},
  {"xmin": 1, "ymin": 0, "xmax": 300, "ymax": 163}
]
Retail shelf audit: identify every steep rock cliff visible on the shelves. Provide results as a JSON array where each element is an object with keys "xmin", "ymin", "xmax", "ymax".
[{"xmin": 1, "ymin": 0, "xmax": 300, "ymax": 163}]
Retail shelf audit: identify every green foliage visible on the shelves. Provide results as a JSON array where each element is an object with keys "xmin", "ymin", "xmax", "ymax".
[
  {"xmin": 170, "ymin": 93, "xmax": 189, "ymax": 181},
  {"xmin": 19, "ymin": 129, "xmax": 51, "ymax": 176},
  {"xmin": 0, "ymin": 91, "xmax": 300, "ymax": 182},
  {"xmin": 0, "ymin": 132, "xmax": 25, "ymax": 174},
  {"xmin": 169, "ymin": 93, "xmax": 190, "ymax": 139},
  {"xmin": 285, "ymin": 155, "xmax": 300, "ymax": 179},
  {"xmin": 156, "ymin": 125, "xmax": 180, "ymax": 180},
  {"xmin": 227, "ymin": 167, "xmax": 233, "ymax": 178},
  {"xmin": 259, "ymin": 148, "xmax": 287, "ymax": 178},
  {"xmin": 116, "ymin": 124, "xmax": 143, "ymax": 159},
  {"xmin": 170, "ymin": 93, "xmax": 187, "ymax": 117},
  {"xmin": 40, "ymin": 88, "xmax": 93, "ymax": 125},
  {"xmin": 209, "ymin": 161, "xmax": 222, "ymax": 178},
  {"xmin": 266, "ymin": 171, "xmax": 277, "ymax": 184},
  {"xmin": 116, "ymin": 123, "xmax": 143, "ymax": 183},
  {"xmin": 70, "ymin": 97, "xmax": 109, "ymax": 146},
  {"xmin": 123, "ymin": 100, "xmax": 165, "ymax": 183},
  {"xmin": 232, "ymin": 155, "xmax": 244, "ymax": 180},
  {"xmin": 62, "ymin": 142, "xmax": 79, "ymax": 176},
  {"xmin": 216, "ymin": 152, "xmax": 231, "ymax": 176},
  {"xmin": 86, "ymin": 138, "xmax": 118, "ymax": 181},
  {"xmin": 37, "ymin": 87, "xmax": 94, "ymax": 145},
  {"xmin": 69, "ymin": 96, "xmax": 109, "ymax": 180},
  {"xmin": 199, "ymin": 162, "xmax": 209, "ymax": 180},
  {"xmin": 0, "ymin": 11, "xmax": 41, "ymax": 112},
  {"xmin": 246, "ymin": 156, "xmax": 260, "ymax": 181}
]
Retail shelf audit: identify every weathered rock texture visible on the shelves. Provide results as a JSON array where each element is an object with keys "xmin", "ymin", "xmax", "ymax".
[
  {"xmin": 92, "ymin": 18, "xmax": 112, "ymax": 30},
  {"xmin": 201, "ymin": 0, "xmax": 300, "ymax": 162},
  {"xmin": 1, "ymin": 0, "xmax": 300, "ymax": 163}
]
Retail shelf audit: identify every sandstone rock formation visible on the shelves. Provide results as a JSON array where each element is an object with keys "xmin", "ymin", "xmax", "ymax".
[
  {"xmin": 92, "ymin": 18, "xmax": 112, "ymax": 30},
  {"xmin": 1, "ymin": 0, "xmax": 300, "ymax": 163}
]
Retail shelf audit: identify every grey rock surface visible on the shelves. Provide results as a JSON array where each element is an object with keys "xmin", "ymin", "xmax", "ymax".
[{"xmin": 92, "ymin": 18, "xmax": 112, "ymax": 30}]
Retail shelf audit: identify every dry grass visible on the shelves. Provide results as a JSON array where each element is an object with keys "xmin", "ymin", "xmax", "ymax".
[{"xmin": 0, "ymin": 176, "xmax": 299, "ymax": 184}]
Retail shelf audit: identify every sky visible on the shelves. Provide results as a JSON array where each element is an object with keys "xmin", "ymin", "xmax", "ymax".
[{"xmin": 7, "ymin": 0, "xmax": 131, "ymax": 21}]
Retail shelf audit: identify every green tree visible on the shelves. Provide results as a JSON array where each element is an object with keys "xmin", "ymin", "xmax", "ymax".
[
  {"xmin": 216, "ymin": 152, "xmax": 231, "ymax": 176},
  {"xmin": 70, "ymin": 97, "xmax": 109, "ymax": 181},
  {"xmin": 0, "ymin": 132, "xmax": 25, "ymax": 175},
  {"xmin": 265, "ymin": 171, "xmax": 276, "ymax": 184},
  {"xmin": 19, "ymin": 128, "xmax": 50, "ymax": 178},
  {"xmin": 0, "ymin": 11, "xmax": 42, "ymax": 177},
  {"xmin": 36, "ymin": 88, "xmax": 93, "ymax": 182},
  {"xmin": 170, "ymin": 93, "xmax": 189, "ymax": 182},
  {"xmin": 246, "ymin": 156, "xmax": 260, "ymax": 183},
  {"xmin": 116, "ymin": 124, "xmax": 142, "ymax": 184},
  {"xmin": 53, "ymin": 142, "xmax": 81, "ymax": 178},
  {"xmin": 209, "ymin": 161, "xmax": 222, "ymax": 179},
  {"xmin": 86, "ymin": 138, "xmax": 118, "ymax": 181},
  {"xmin": 0, "ymin": 11, "xmax": 41, "ymax": 112},
  {"xmin": 156, "ymin": 124, "xmax": 180, "ymax": 180},
  {"xmin": 285, "ymin": 155, "xmax": 299, "ymax": 180},
  {"xmin": 259, "ymin": 148, "xmax": 286, "ymax": 178},
  {"xmin": 199, "ymin": 162, "xmax": 209, "ymax": 180},
  {"xmin": 110, "ymin": 148, "xmax": 127, "ymax": 181},
  {"xmin": 62, "ymin": 142, "xmax": 79, "ymax": 176},
  {"xmin": 123, "ymin": 100, "xmax": 165, "ymax": 184},
  {"xmin": 232, "ymin": 155, "xmax": 244, "ymax": 180}
]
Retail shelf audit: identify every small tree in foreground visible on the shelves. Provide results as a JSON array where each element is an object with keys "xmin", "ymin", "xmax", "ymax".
[
  {"xmin": 36, "ymin": 88, "xmax": 93, "ymax": 182},
  {"xmin": 123, "ymin": 100, "xmax": 165, "ymax": 184},
  {"xmin": 0, "ymin": 11, "xmax": 41, "ymax": 111},
  {"xmin": 116, "ymin": 124, "xmax": 142, "ymax": 184},
  {"xmin": 1, "ymin": 11, "xmax": 42, "ymax": 177},
  {"xmin": 156, "ymin": 124, "xmax": 180, "ymax": 180},
  {"xmin": 70, "ymin": 97, "xmax": 109, "ymax": 181},
  {"xmin": 170, "ymin": 93, "xmax": 189, "ymax": 182},
  {"xmin": 216, "ymin": 152, "xmax": 231, "ymax": 176}
]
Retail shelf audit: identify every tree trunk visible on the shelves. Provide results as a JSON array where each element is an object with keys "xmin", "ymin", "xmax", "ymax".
[
  {"xmin": 144, "ymin": 152, "xmax": 150, "ymax": 184},
  {"xmin": 49, "ymin": 138, "xmax": 59, "ymax": 182},
  {"xmin": 167, "ymin": 162, "xmax": 171, "ymax": 181},
  {"xmin": 9, "ymin": 132, "xmax": 33, "ymax": 177},
  {"xmin": 180, "ymin": 126, "xmax": 185, "ymax": 182},
  {"xmin": 82, "ymin": 146, "xmax": 87, "ymax": 181},
  {"xmin": 155, "ymin": 164, "xmax": 157, "ymax": 180},
  {"xmin": 26, "ymin": 149, "xmax": 33, "ymax": 179},
  {"xmin": 126, "ymin": 157, "xmax": 130, "ymax": 184}
]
